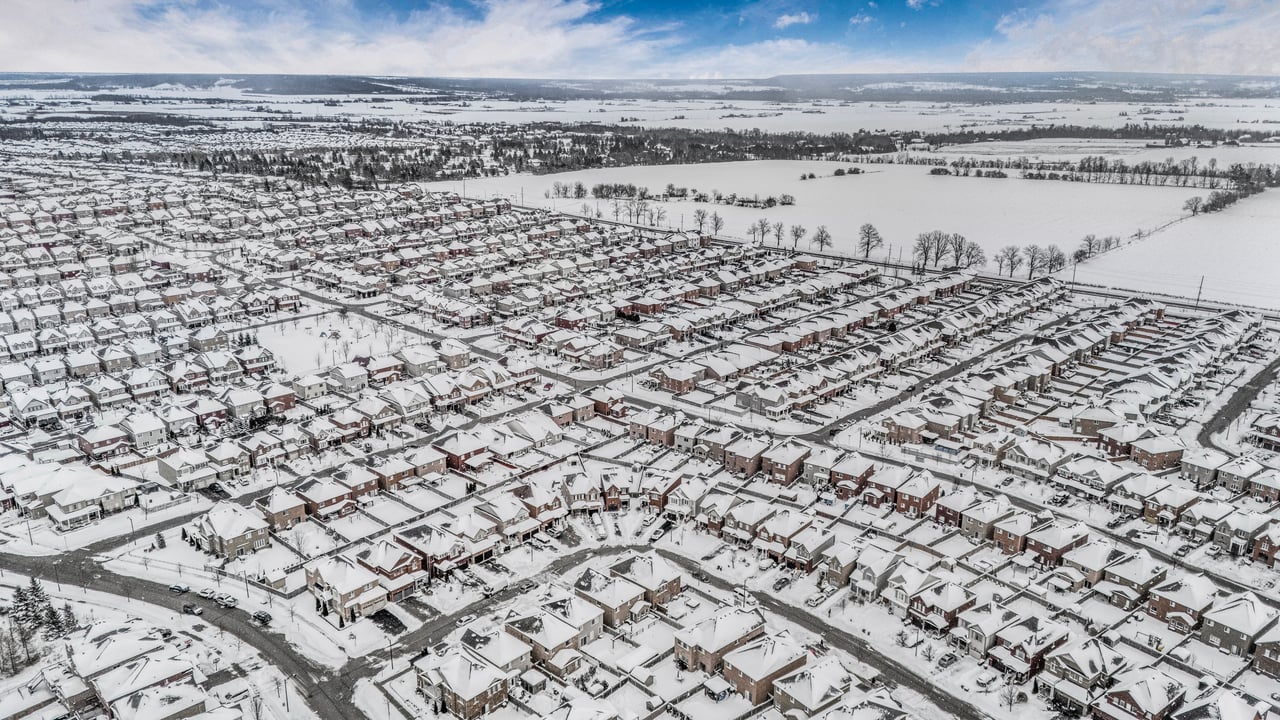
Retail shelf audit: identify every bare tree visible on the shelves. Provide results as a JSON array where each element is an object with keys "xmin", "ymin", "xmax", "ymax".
[
  {"xmin": 1183, "ymin": 196, "xmax": 1204, "ymax": 215},
  {"xmin": 811, "ymin": 226, "xmax": 833, "ymax": 252},
  {"xmin": 1024, "ymin": 244, "xmax": 1047, "ymax": 278},
  {"xmin": 789, "ymin": 225, "xmax": 807, "ymax": 249},
  {"xmin": 1045, "ymin": 244, "xmax": 1067, "ymax": 272},
  {"xmin": 693, "ymin": 208, "xmax": 707, "ymax": 233},
  {"xmin": 756, "ymin": 218, "xmax": 772, "ymax": 245},
  {"xmin": 960, "ymin": 242, "xmax": 987, "ymax": 268},
  {"xmin": 653, "ymin": 206, "xmax": 667, "ymax": 227},
  {"xmin": 1079, "ymin": 233, "xmax": 1100, "ymax": 257},
  {"xmin": 710, "ymin": 212, "xmax": 725, "ymax": 236},
  {"xmin": 946, "ymin": 233, "xmax": 967, "ymax": 266},
  {"xmin": 995, "ymin": 245, "xmax": 1023, "ymax": 276},
  {"xmin": 913, "ymin": 231, "xmax": 939, "ymax": 266},
  {"xmin": 857, "ymin": 223, "xmax": 883, "ymax": 258},
  {"xmin": 771, "ymin": 221, "xmax": 785, "ymax": 246}
]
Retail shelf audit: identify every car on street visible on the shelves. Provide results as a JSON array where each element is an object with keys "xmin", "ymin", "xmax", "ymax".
[
  {"xmin": 215, "ymin": 594, "xmax": 238, "ymax": 608},
  {"xmin": 198, "ymin": 588, "xmax": 217, "ymax": 599},
  {"xmin": 648, "ymin": 527, "xmax": 666, "ymax": 542},
  {"xmin": 252, "ymin": 611, "xmax": 272, "ymax": 626},
  {"xmin": 517, "ymin": 580, "xmax": 536, "ymax": 593},
  {"xmin": 168, "ymin": 584, "xmax": 190, "ymax": 594},
  {"xmin": 481, "ymin": 585, "xmax": 496, "ymax": 597},
  {"xmin": 456, "ymin": 614, "xmax": 476, "ymax": 627},
  {"xmin": 181, "ymin": 603, "xmax": 203, "ymax": 616}
]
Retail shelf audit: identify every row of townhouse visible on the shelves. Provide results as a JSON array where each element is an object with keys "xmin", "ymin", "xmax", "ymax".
[{"xmin": 8, "ymin": 342, "xmax": 278, "ymax": 423}]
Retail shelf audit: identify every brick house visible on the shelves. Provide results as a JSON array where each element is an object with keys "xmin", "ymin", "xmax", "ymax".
[
  {"xmin": 722, "ymin": 634, "xmax": 807, "ymax": 705},
  {"xmin": 674, "ymin": 606, "xmax": 766, "ymax": 674},
  {"xmin": 255, "ymin": 487, "xmax": 306, "ymax": 530},
  {"xmin": 609, "ymin": 553, "xmax": 682, "ymax": 608},
  {"xmin": 415, "ymin": 648, "xmax": 508, "ymax": 720},
  {"xmin": 184, "ymin": 501, "xmax": 270, "ymax": 558},
  {"xmin": 1146, "ymin": 574, "xmax": 1221, "ymax": 632}
]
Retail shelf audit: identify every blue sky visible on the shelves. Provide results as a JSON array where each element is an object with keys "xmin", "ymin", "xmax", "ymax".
[{"xmin": 2, "ymin": 0, "xmax": 1278, "ymax": 78}]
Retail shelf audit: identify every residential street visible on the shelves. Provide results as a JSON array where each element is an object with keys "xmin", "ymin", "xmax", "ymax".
[{"xmin": 0, "ymin": 533, "xmax": 995, "ymax": 720}]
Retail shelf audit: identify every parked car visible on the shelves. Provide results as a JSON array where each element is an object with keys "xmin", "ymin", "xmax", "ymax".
[
  {"xmin": 215, "ymin": 594, "xmax": 238, "ymax": 608},
  {"xmin": 975, "ymin": 672, "xmax": 997, "ymax": 689},
  {"xmin": 772, "ymin": 576, "xmax": 791, "ymax": 592},
  {"xmin": 938, "ymin": 652, "xmax": 958, "ymax": 669},
  {"xmin": 805, "ymin": 593, "xmax": 826, "ymax": 608},
  {"xmin": 198, "ymin": 588, "xmax": 217, "ymax": 599},
  {"xmin": 455, "ymin": 614, "xmax": 476, "ymax": 627},
  {"xmin": 648, "ymin": 527, "xmax": 666, "ymax": 542},
  {"xmin": 168, "ymin": 584, "xmax": 190, "ymax": 594},
  {"xmin": 252, "ymin": 611, "xmax": 272, "ymax": 626},
  {"xmin": 1174, "ymin": 544, "xmax": 1193, "ymax": 558},
  {"xmin": 181, "ymin": 603, "xmax": 203, "ymax": 616}
]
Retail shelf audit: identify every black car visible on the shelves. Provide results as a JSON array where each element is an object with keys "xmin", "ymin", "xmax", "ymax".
[
  {"xmin": 938, "ymin": 652, "xmax": 959, "ymax": 669},
  {"xmin": 771, "ymin": 576, "xmax": 791, "ymax": 591},
  {"xmin": 252, "ymin": 611, "xmax": 272, "ymax": 626}
]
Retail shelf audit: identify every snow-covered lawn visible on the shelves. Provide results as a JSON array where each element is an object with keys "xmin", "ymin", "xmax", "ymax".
[{"xmin": 256, "ymin": 313, "xmax": 421, "ymax": 374}]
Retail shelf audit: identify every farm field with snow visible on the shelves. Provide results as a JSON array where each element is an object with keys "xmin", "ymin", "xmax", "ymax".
[
  {"xmin": 427, "ymin": 159, "xmax": 1200, "ymax": 259},
  {"xmin": 1064, "ymin": 188, "xmax": 1280, "ymax": 308},
  {"xmin": 7, "ymin": 87, "xmax": 1280, "ymax": 133}
]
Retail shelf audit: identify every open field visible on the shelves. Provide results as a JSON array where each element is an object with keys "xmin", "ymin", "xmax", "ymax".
[
  {"xmin": 426, "ymin": 159, "xmax": 1199, "ymax": 259},
  {"xmin": 7, "ymin": 87, "xmax": 1280, "ymax": 133},
  {"xmin": 1065, "ymin": 188, "xmax": 1280, "ymax": 308}
]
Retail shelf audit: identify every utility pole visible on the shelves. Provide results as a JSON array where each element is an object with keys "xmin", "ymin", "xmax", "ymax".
[{"xmin": 1193, "ymin": 275, "xmax": 1204, "ymax": 310}]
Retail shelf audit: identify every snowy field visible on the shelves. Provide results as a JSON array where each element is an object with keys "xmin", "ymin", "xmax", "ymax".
[
  {"xmin": 425, "ymin": 160, "xmax": 1198, "ymax": 259},
  {"xmin": 6, "ymin": 87, "xmax": 1280, "ymax": 133},
  {"xmin": 1066, "ymin": 189, "xmax": 1280, "ymax": 308},
  {"xmin": 255, "ymin": 313, "xmax": 421, "ymax": 375}
]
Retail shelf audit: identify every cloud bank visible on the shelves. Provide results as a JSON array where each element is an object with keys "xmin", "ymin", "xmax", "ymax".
[{"xmin": 0, "ymin": 0, "xmax": 1276, "ymax": 78}]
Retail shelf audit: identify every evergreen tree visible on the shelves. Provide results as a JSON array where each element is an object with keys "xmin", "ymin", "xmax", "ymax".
[
  {"xmin": 60, "ymin": 603, "xmax": 77, "ymax": 633},
  {"xmin": 41, "ymin": 606, "xmax": 63, "ymax": 640}
]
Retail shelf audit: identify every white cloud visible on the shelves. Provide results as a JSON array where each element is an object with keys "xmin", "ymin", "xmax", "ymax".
[
  {"xmin": 774, "ymin": 12, "xmax": 814, "ymax": 29},
  {"xmin": 966, "ymin": 0, "xmax": 1280, "ymax": 75},
  {"xmin": 0, "ymin": 0, "xmax": 672, "ymax": 78},
  {"xmin": 906, "ymin": 0, "xmax": 925, "ymax": 9},
  {"xmin": 0, "ymin": 0, "xmax": 1271, "ymax": 79}
]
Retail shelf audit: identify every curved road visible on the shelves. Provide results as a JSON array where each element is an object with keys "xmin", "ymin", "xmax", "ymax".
[{"xmin": 1, "ymin": 534, "xmax": 992, "ymax": 720}]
